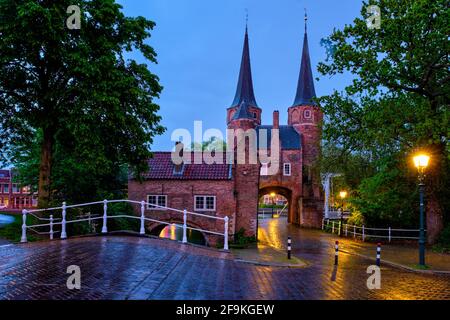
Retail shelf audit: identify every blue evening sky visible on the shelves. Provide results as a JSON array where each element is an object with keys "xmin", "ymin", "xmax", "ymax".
[
  {"xmin": 119, "ymin": 0, "xmax": 364, "ymax": 151},
  {"xmin": 119, "ymin": 0, "xmax": 362, "ymax": 151}
]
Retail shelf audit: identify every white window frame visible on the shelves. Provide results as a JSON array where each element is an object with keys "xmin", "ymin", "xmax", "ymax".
[
  {"xmin": 147, "ymin": 195, "xmax": 168, "ymax": 210},
  {"xmin": 283, "ymin": 163, "xmax": 291, "ymax": 176},
  {"xmin": 194, "ymin": 195, "xmax": 216, "ymax": 212}
]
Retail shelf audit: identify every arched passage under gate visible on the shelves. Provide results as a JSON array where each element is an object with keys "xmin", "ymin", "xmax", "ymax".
[
  {"xmin": 258, "ymin": 186, "xmax": 294, "ymax": 220},
  {"xmin": 257, "ymin": 186, "xmax": 298, "ymax": 243}
]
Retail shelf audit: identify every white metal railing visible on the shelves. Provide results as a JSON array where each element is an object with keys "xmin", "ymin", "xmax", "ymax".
[
  {"xmin": 278, "ymin": 203, "xmax": 288, "ymax": 216},
  {"xmin": 321, "ymin": 218, "xmax": 425, "ymax": 242},
  {"xmin": 20, "ymin": 199, "xmax": 229, "ymax": 250}
]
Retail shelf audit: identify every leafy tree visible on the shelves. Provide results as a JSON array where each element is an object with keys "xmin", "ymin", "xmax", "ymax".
[
  {"xmin": 317, "ymin": 0, "xmax": 449, "ymax": 242},
  {"xmin": 352, "ymin": 157, "xmax": 418, "ymax": 228},
  {"xmin": 190, "ymin": 137, "xmax": 227, "ymax": 152},
  {"xmin": 0, "ymin": 0, "xmax": 164, "ymax": 206}
]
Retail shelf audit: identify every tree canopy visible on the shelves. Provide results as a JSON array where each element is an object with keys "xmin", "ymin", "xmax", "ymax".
[
  {"xmin": 0, "ymin": 0, "xmax": 164, "ymax": 206},
  {"xmin": 317, "ymin": 0, "xmax": 449, "ymax": 242}
]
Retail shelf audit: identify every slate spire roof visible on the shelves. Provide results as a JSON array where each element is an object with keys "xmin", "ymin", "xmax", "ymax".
[
  {"xmin": 292, "ymin": 13, "xmax": 317, "ymax": 106},
  {"xmin": 231, "ymin": 26, "xmax": 258, "ymax": 110},
  {"xmin": 231, "ymin": 100, "xmax": 253, "ymax": 120}
]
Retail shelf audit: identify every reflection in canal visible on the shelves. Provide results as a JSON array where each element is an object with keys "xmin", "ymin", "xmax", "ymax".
[{"xmin": 159, "ymin": 224, "xmax": 206, "ymax": 246}]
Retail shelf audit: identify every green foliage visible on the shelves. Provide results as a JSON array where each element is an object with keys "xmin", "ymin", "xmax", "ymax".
[
  {"xmin": 230, "ymin": 228, "xmax": 256, "ymax": 249},
  {"xmin": 0, "ymin": 0, "xmax": 164, "ymax": 205},
  {"xmin": 0, "ymin": 214, "xmax": 38, "ymax": 242},
  {"xmin": 190, "ymin": 137, "xmax": 227, "ymax": 152},
  {"xmin": 317, "ymin": 0, "xmax": 449, "ymax": 232},
  {"xmin": 258, "ymin": 204, "xmax": 284, "ymax": 209},
  {"xmin": 107, "ymin": 201, "xmax": 140, "ymax": 232},
  {"xmin": 346, "ymin": 210, "xmax": 365, "ymax": 227},
  {"xmin": 436, "ymin": 225, "xmax": 450, "ymax": 251},
  {"xmin": 351, "ymin": 158, "xmax": 418, "ymax": 227}
]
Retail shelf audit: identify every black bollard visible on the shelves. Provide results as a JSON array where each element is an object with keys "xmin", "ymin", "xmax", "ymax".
[
  {"xmin": 287, "ymin": 237, "xmax": 292, "ymax": 260},
  {"xmin": 376, "ymin": 243, "xmax": 381, "ymax": 266},
  {"xmin": 334, "ymin": 241, "xmax": 339, "ymax": 265}
]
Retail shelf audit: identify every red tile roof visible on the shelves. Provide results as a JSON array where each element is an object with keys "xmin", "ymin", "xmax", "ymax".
[{"xmin": 139, "ymin": 152, "xmax": 233, "ymax": 180}]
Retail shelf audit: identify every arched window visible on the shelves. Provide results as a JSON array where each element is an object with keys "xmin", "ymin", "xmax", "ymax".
[{"xmin": 291, "ymin": 110, "xmax": 300, "ymax": 124}]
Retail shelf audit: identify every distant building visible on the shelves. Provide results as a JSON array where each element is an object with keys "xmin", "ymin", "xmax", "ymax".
[
  {"xmin": 0, "ymin": 169, "xmax": 37, "ymax": 210},
  {"xmin": 260, "ymin": 195, "xmax": 288, "ymax": 206}
]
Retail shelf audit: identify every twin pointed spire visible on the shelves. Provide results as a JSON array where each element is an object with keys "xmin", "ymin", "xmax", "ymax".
[
  {"xmin": 292, "ymin": 10, "xmax": 317, "ymax": 106},
  {"xmin": 231, "ymin": 10, "xmax": 317, "ymax": 117},
  {"xmin": 231, "ymin": 15, "xmax": 258, "ymax": 109}
]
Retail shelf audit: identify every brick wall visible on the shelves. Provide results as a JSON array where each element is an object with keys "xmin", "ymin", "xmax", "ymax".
[{"xmin": 128, "ymin": 179, "xmax": 236, "ymax": 245}]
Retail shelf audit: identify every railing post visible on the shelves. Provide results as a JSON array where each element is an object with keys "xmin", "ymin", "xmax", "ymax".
[
  {"xmin": 20, "ymin": 209, "xmax": 27, "ymax": 243},
  {"xmin": 332, "ymin": 221, "xmax": 335, "ymax": 234},
  {"xmin": 338, "ymin": 221, "xmax": 341, "ymax": 236},
  {"xmin": 101, "ymin": 199, "xmax": 108, "ymax": 234},
  {"xmin": 140, "ymin": 201, "xmax": 146, "ymax": 235},
  {"xmin": 224, "ymin": 216, "xmax": 229, "ymax": 251},
  {"xmin": 321, "ymin": 218, "xmax": 324, "ymax": 230},
  {"xmin": 61, "ymin": 202, "xmax": 67, "ymax": 239},
  {"xmin": 182, "ymin": 209, "xmax": 187, "ymax": 244},
  {"xmin": 388, "ymin": 227, "xmax": 391, "ymax": 243},
  {"xmin": 49, "ymin": 215, "xmax": 54, "ymax": 240},
  {"xmin": 345, "ymin": 224, "xmax": 348, "ymax": 237},
  {"xmin": 362, "ymin": 225, "xmax": 365, "ymax": 241},
  {"xmin": 353, "ymin": 225, "xmax": 356, "ymax": 239}
]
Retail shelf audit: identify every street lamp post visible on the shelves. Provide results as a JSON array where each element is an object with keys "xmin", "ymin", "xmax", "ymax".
[
  {"xmin": 339, "ymin": 191, "xmax": 347, "ymax": 237},
  {"xmin": 413, "ymin": 154, "xmax": 430, "ymax": 267}
]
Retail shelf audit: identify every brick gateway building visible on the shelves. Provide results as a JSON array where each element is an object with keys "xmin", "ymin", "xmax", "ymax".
[{"xmin": 129, "ymin": 20, "xmax": 323, "ymax": 245}]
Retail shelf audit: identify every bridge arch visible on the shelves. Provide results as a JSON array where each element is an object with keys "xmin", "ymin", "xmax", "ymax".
[{"xmin": 146, "ymin": 219, "xmax": 212, "ymax": 247}]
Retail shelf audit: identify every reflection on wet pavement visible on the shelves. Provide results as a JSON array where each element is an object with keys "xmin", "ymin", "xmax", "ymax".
[{"xmin": 0, "ymin": 226, "xmax": 449, "ymax": 300}]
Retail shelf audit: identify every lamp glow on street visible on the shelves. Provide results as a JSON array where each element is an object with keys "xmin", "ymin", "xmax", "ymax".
[
  {"xmin": 339, "ymin": 191, "xmax": 348, "ymax": 199},
  {"xmin": 270, "ymin": 192, "xmax": 276, "ymax": 197}
]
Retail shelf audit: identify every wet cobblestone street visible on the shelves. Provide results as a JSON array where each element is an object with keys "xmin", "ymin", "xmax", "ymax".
[{"xmin": 0, "ymin": 222, "xmax": 449, "ymax": 300}]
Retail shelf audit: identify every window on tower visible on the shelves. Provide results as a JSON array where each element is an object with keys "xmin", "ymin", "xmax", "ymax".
[
  {"xmin": 304, "ymin": 110, "xmax": 312, "ymax": 119},
  {"xmin": 283, "ymin": 163, "xmax": 291, "ymax": 176}
]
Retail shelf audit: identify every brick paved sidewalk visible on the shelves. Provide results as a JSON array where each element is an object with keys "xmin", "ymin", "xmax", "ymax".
[
  {"xmin": 258, "ymin": 219, "xmax": 450, "ymax": 273},
  {"xmin": 0, "ymin": 234, "xmax": 449, "ymax": 299},
  {"xmin": 232, "ymin": 244, "xmax": 307, "ymax": 267}
]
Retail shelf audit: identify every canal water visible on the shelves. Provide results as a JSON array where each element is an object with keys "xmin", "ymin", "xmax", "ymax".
[
  {"xmin": 0, "ymin": 214, "xmax": 15, "ymax": 228},
  {"xmin": 159, "ymin": 224, "xmax": 206, "ymax": 246}
]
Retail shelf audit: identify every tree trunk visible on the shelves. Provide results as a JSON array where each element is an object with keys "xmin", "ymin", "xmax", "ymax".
[
  {"xmin": 426, "ymin": 191, "xmax": 444, "ymax": 244},
  {"xmin": 425, "ymin": 143, "xmax": 446, "ymax": 244},
  {"xmin": 37, "ymin": 128, "xmax": 54, "ymax": 208}
]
